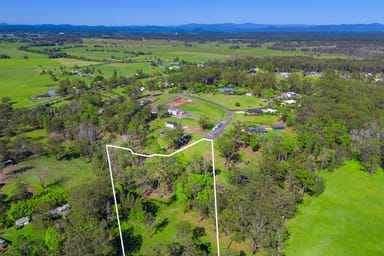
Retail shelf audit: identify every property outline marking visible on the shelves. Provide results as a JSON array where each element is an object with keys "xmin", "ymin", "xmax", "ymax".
[{"xmin": 106, "ymin": 138, "xmax": 220, "ymax": 256}]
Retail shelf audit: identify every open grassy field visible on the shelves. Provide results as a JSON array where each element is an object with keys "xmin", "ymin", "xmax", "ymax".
[
  {"xmin": 54, "ymin": 58, "xmax": 101, "ymax": 67},
  {"xmin": 0, "ymin": 43, "xmax": 98, "ymax": 107},
  {"xmin": 231, "ymin": 113, "xmax": 280, "ymax": 127},
  {"xmin": 1, "ymin": 221, "xmax": 45, "ymax": 243},
  {"xmin": 94, "ymin": 62, "xmax": 160, "ymax": 77},
  {"xmin": 0, "ymin": 42, "xmax": 49, "ymax": 59},
  {"xmin": 285, "ymin": 161, "xmax": 384, "ymax": 256},
  {"xmin": 31, "ymin": 40, "xmax": 306, "ymax": 64},
  {"xmin": 197, "ymin": 94, "xmax": 268, "ymax": 109},
  {"xmin": 1, "ymin": 157, "xmax": 95, "ymax": 197},
  {"xmin": 179, "ymin": 97, "xmax": 227, "ymax": 121},
  {"xmin": 149, "ymin": 94, "xmax": 228, "ymax": 122},
  {"xmin": 0, "ymin": 58, "xmax": 58, "ymax": 107}
]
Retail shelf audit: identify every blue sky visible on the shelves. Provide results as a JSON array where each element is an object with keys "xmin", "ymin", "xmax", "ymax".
[{"xmin": 1, "ymin": 0, "xmax": 383, "ymax": 26}]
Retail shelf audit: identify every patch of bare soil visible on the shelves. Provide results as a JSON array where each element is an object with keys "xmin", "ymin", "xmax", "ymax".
[
  {"xmin": 0, "ymin": 166, "xmax": 16, "ymax": 184},
  {"xmin": 0, "ymin": 165, "xmax": 34, "ymax": 187},
  {"xmin": 168, "ymin": 97, "xmax": 192, "ymax": 108},
  {"xmin": 188, "ymin": 126, "xmax": 204, "ymax": 133}
]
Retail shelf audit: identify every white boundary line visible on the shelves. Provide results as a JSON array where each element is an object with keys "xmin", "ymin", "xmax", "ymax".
[{"xmin": 106, "ymin": 138, "xmax": 220, "ymax": 256}]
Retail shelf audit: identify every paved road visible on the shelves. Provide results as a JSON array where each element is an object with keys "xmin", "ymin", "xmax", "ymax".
[
  {"xmin": 151, "ymin": 93, "xmax": 260, "ymax": 140},
  {"xmin": 178, "ymin": 94, "xmax": 233, "ymax": 140}
]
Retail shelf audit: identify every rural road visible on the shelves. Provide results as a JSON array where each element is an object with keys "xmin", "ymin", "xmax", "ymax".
[
  {"xmin": 177, "ymin": 94, "xmax": 233, "ymax": 140},
  {"xmin": 146, "ymin": 93, "xmax": 258, "ymax": 140}
]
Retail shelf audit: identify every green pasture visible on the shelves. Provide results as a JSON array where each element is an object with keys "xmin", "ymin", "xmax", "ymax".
[
  {"xmin": 0, "ymin": 39, "xmax": 341, "ymax": 108},
  {"xmin": 95, "ymin": 62, "xmax": 160, "ymax": 77},
  {"xmin": 1, "ymin": 157, "xmax": 95, "ymax": 197},
  {"xmin": 53, "ymin": 58, "xmax": 101, "ymax": 67},
  {"xmin": 1, "ymin": 222, "xmax": 45, "ymax": 243},
  {"xmin": 0, "ymin": 58, "xmax": 58, "ymax": 107},
  {"xmin": 29, "ymin": 40, "xmax": 306, "ymax": 64},
  {"xmin": 197, "ymin": 94, "xmax": 267, "ymax": 109},
  {"xmin": 179, "ymin": 98, "xmax": 227, "ymax": 121},
  {"xmin": 148, "ymin": 94, "xmax": 228, "ymax": 121},
  {"xmin": 0, "ymin": 42, "xmax": 48, "ymax": 59},
  {"xmin": 285, "ymin": 161, "xmax": 384, "ymax": 256},
  {"xmin": 232, "ymin": 113, "xmax": 280, "ymax": 126}
]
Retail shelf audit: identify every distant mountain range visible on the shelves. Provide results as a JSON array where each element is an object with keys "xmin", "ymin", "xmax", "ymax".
[{"xmin": 1, "ymin": 23, "xmax": 384, "ymax": 33}]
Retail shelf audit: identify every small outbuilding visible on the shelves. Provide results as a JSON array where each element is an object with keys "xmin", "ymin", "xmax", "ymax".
[
  {"xmin": 272, "ymin": 125, "xmax": 285, "ymax": 130},
  {"xmin": 248, "ymin": 126, "xmax": 268, "ymax": 134},
  {"xmin": 15, "ymin": 216, "xmax": 30, "ymax": 228},
  {"xmin": 220, "ymin": 88, "xmax": 237, "ymax": 93},
  {"xmin": 265, "ymin": 108, "xmax": 278, "ymax": 113},
  {"xmin": 165, "ymin": 121, "xmax": 178, "ymax": 129},
  {"xmin": 48, "ymin": 204, "xmax": 71, "ymax": 217},
  {"xmin": 246, "ymin": 109, "xmax": 263, "ymax": 114},
  {"xmin": 168, "ymin": 108, "xmax": 182, "ymax": 116},
  {"xmin": 281, "ymin": 99, "xmax": 297, "ymax": 105}
]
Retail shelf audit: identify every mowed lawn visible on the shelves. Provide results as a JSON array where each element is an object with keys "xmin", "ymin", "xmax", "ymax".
[
  {"xmin": 285, "ymin": 161, "xmax": 384, "ymax": 256},
  {"xmin": 197, "ymin": 94, "xmax": 267, "ymax": 109},
  {"xmin": 180, "ymin": 98, "xmax": 227, "ymax": 121},
  {"xmin": 232, "ymin": 113, "xmax": 280, "ymax": 125}
]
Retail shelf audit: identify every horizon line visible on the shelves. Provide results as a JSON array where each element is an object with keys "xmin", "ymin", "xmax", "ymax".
[{"xmin": 1, "ymin": 22, "xmax": 383, "ymax": 27}]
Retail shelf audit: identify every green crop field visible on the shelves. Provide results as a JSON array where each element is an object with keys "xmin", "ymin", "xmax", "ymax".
[{"xmin": 285, "ymin": 161, "xmax": 384, "ymax": 256}]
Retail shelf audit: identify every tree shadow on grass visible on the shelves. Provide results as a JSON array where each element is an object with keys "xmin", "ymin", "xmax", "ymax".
[
  {"xmin": 153, "ymin": 218, "xmax": 169, "ymax": 235},
  {"xmin": 10, "ymin": 165, "xmax": 34, "ymax": 175},
  {"xmin": 116, "ymin": 226, "xmax": 142, "ymax": 256},
  {"xmin": 46, "ymin": 177, "xmax": 70, "ymax": 188},
  {"xmin": 358, "ymin": 167, "xmax": 371, "ymax": 175},
  {"xmin": 142, "ymin": 201, "xmax": 159, "ymax": 216},
  {"xmin": 63, "ymin": 152, "xmax": 81, "ymax": 160}
]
